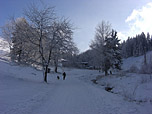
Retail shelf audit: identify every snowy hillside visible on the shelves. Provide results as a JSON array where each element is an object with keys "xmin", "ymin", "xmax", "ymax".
[
  {"xmin": 94, "ymin": 53, "xmax": 152, "ymax": 114},
  {"xmin": 122, "ymin": 51, "xmax": 152, "ymax": 70}
]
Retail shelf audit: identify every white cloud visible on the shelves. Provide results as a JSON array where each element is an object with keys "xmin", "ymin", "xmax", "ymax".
[
  {"xmin": 125, "ymin": 2, "xmax": 152, "ymax": 37},
  {"xmin": 117, "ymin": 32, "xmax": 127, "ymax": 42}
]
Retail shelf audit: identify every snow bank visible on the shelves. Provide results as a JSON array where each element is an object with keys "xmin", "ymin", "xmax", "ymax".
[
  {"xmin": 0, "ymin": 58, "xmax": 65, "ymax": 114},
  {"xmin": 97, "ymin": 73, "xmax": 152, "ymax": 101},
  {"xmin": 92, "ymin": 52, "xmax": 152, "ymax": 114}
]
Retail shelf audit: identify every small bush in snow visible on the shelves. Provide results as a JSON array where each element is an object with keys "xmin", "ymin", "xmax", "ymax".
[{"xmin": 129, "ymin": 65, "xmax": 139, "ymax": 73}]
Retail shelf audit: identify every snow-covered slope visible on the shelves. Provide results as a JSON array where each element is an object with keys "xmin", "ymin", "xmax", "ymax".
[
  {"xmin": 95, "ymin": 52, "xmax": 152, "ymax": 114},
  {"xmin": 122, "ymin": 51, "xmax": 152, "ymax": 70}
]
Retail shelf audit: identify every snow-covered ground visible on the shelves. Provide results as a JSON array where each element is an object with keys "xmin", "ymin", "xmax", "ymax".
[
  {"xmin": 0, "ymin": 37, "xmax": 152, "ymax": 114},
  {"xmin": 1, "ymin": 60, "xmax": 152, "ymax": 114}
]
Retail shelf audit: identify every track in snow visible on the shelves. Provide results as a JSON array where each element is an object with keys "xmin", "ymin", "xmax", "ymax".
[
  {"xmin": 31, "ymin": 72, "xmax": 139, "ymax": 114},
  {"xmin": 33, "ymin": 77, "xmax": 103, "ymax": 114}
]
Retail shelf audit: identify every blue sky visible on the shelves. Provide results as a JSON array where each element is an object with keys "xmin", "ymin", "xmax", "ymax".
[{"xmin": 0, "ymin": 0, "xmax": 152, "ymax": 52}]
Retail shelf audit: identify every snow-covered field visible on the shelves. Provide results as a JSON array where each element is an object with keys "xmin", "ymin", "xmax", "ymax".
[{"xmin": 0, "ymin": 37, "xmax": 152, "ymax": 114}]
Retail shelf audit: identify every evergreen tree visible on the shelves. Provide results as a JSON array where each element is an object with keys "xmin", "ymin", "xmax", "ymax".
[
  {"xmin": 111, "ymin": 30, "xmax": 122, "ymax": 70},
  {"xmin": 102, "ymin": 30, "xmax": 122, "ymax": 75}
]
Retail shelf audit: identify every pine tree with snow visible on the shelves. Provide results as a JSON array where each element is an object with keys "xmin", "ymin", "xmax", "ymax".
[
  {"xmin": 102, "ymin": 30, "xmax": 122, "ymax": 75},
  {"xmin": 111, "ymin": 30, "xmax": 122, "ymax": 70}
]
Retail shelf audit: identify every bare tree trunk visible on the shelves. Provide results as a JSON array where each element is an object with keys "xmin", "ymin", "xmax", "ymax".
[
  {"xmin": 44, "ymin": 65, "xmax": 48, "ymax": 83},
  {"xmin": 55, "ymin": 66, "xmax": 58, "ymax": 73},
  {"xmin": 144, "ymin": 47, "xmax": 147, "ymax": 65},
  {"xmin": 54, "ymin": 59, "xmax": 58, "ymax": 73},
  {"xmin": 105, "ymin": 70, "xmax": 108, "ymax": 76},
  {"xmin": 44, "ymin": 50, "xmax": 52, "ymax": 83},
  {"xmin": 18, "ymin": 49, "xmax": 22, "ymax": 63},
  {"xmin": 110, "ymin": 70, "xmax": 112, "ymax": 75}
]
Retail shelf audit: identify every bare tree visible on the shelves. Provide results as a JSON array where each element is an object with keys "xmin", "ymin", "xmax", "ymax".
[
  {"xmin": 1, "ymin": 20, "xmax": 15, "ymax": 50},
  {"xmin": 11, "ymin": 18, "xmax": 30, "ymax": 63},
  {"xmin": 51, "ymin": 19, "xmax": 76, "ymax": 73},
  {"xmin": 91, "ymin": 22, "xmax": 122, "ymax": 75},
  {"xmin": 2, "ymin": 3, "xmax": 77, "ymax": 83},
  {"xmin": 2, "ymin": 17, "xmax": 33, "ymax": 63},
  {"xmin": 23, "ymin": 4, "xmax": 56, "ymax": 82},
  {"xmin": 90, "ymin": 21, "xmax": 112, "ymax": 74},
  {"xmin": 24, "ymin": 4, "xmax": 76, "ymax": 82},
  {"xmin": 91, "ymin": 21, "xmax": 111, "ymax": 50}
]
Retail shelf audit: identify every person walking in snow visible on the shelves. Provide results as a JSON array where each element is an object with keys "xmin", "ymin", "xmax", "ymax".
[{"xmin": 63, "ymin": 72, "xmax": 66, "ymax": 80}]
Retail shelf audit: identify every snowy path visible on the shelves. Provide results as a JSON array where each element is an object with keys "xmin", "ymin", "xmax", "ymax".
[
  {"xmin": 32, "ymin": 73, "xmax": 140, "ymax": 114},
  {"xmin": 33, "ymin": 77, "xmax": 103, "ymax": 114}
]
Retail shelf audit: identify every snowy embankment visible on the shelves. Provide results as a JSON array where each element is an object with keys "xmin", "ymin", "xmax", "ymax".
[
  {"xmin": 93, "ymin": 51, "xmax": 152, "ymax": 113},
  {"xmin": 0, "ymin": 59, "xmax": 54, "ymax": 114}
]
